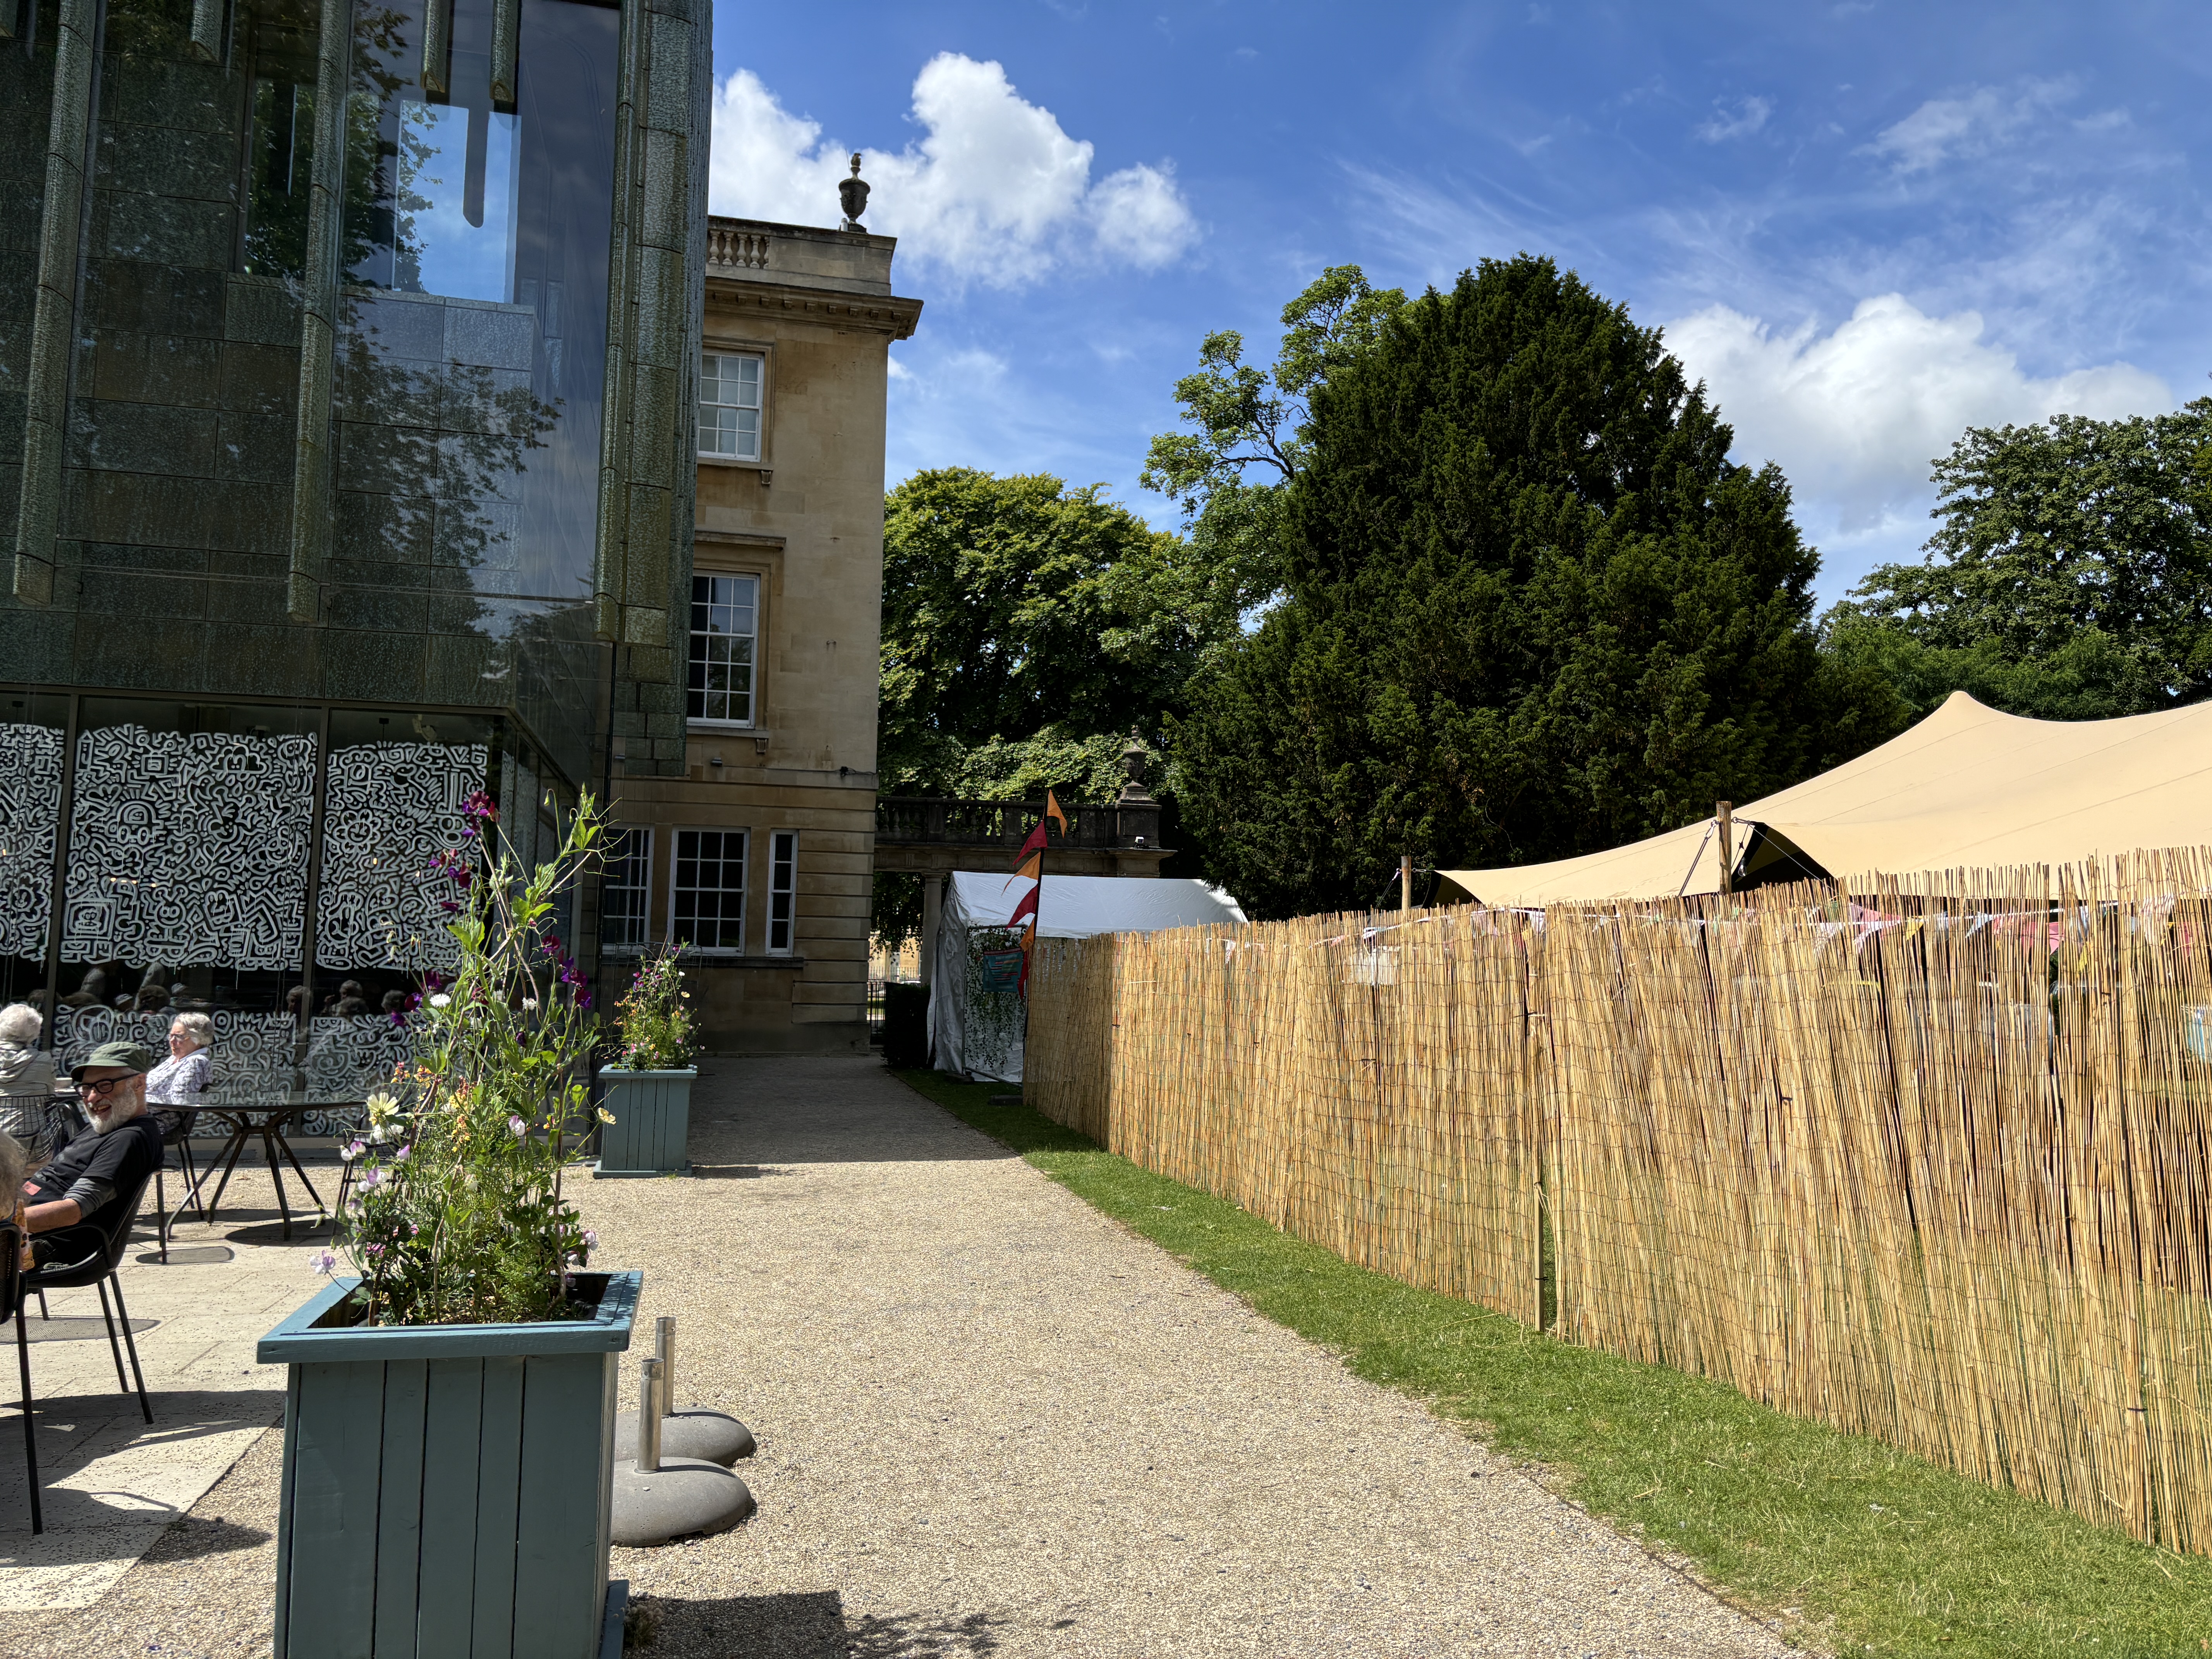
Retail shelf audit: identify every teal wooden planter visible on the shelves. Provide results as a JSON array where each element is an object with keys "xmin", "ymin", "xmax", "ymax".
[
  {"xmin": 258, "ymin": 1271, "xmax": 642, "ymax": 1659},
  {"xmin": 594, "ymin": 1067, "xmax": 696, "ymax": 1177}
]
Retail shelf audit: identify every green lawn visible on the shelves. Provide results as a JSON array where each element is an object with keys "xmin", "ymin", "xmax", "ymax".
[{"xmin": 895, "ymin": 1068, "xmax": 2212, "ymax": 1659}]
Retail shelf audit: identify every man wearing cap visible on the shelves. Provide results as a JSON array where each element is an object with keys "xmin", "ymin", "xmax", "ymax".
[{"xmin": 20, "ymin": 1041, "xmax": 167, "ymax": 1268}]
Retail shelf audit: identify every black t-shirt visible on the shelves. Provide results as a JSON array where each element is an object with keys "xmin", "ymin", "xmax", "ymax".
[{"xmin": 30, "ymin": 1113, "xmax": 164, "ymax": 1235}]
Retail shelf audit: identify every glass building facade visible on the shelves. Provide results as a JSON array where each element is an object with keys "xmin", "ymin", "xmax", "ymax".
[{"xmin": 1, "ymin": 0, "xmax": 709, "ymax": 1096}]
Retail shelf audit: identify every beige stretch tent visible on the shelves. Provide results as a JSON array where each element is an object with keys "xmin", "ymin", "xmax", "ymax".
[{"xmin": 1438, "ymin": 690, "xmax": 2212, "ymax": 907}]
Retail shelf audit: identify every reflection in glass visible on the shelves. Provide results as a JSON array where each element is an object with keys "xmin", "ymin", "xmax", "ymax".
[
  {"xmin": 240, "ymin": 0, "xmax": 325, "ymax": 282},
  {"xmin": 335, "ymin": 0, "xmax": 617, "ymax": 605}
]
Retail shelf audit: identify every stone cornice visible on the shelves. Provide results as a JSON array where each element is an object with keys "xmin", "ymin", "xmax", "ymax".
[{"xmin": 703, "ymin": 277, "xmax": 924, "ymax": 341}]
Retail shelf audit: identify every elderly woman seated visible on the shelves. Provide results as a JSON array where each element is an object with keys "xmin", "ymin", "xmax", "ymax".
[
  {"xmin": 0, "ymin": 1003, "xmax": 60, "ymax": 1166},
  {"xmin": 145, "ymin": 1011, "xmax": 214, "ymax": 1134}
]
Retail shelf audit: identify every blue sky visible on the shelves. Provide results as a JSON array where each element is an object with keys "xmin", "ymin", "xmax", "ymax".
[{"xmin": 708, "ymin": 2, "xmax": 2212, "ymax": 608}]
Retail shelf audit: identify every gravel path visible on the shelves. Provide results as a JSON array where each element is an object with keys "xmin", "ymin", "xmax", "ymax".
[
  {"xmin": 6, "ymin": 1059, "xmax": 1801, "ymax": 1657},
  {"xmin": 587, "ymin": 1057, "xmax": 1795, "ymax": 1658}
]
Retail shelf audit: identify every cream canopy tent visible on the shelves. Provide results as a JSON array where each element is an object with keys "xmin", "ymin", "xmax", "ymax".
[{"xmin": 1438, "ymin": 691, "xmax": 2212, "ymax": 907}]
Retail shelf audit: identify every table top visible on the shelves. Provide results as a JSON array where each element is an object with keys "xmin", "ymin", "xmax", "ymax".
[{"xmin": 198, "ymin": 1091, "xmax": 369, "ymax": 1115}]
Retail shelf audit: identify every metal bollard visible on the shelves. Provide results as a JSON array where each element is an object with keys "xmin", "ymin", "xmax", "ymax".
[
  {"xmin": 638, "ymin": 1358, "xmax": 664, "ymax": 1472},
  {"xmin": 656, "ymin": 1315, "xmax": 676, "ymax": 1416}
]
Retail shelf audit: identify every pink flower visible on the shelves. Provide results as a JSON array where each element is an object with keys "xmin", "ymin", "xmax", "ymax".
[{"xmin": 508, "ymin": 1115, "xmax": 527, "ymax": 1138}]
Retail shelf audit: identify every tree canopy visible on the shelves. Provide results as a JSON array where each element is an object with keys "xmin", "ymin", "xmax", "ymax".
[
  {"xmin": 877, "ymin": 467, "xmax": 1240, "ymax": 797},
  {"xmin": 1168, "ymin": 254, "xmax": 1896, "ymax": 919},
  {"xmin": 1828, "ymin": 400, "xmax": 2212, "ymax": 721}
]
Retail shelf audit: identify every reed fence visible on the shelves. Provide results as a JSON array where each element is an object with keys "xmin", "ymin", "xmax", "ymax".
[{"xmin": 1024, "ymin": 850, "xmax": 2212, "ymax": 1556}]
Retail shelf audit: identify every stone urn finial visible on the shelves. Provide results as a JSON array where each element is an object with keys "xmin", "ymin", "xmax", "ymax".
[
  {"xmin": 838, "ymin": 153, "xmax": 870, "ymax": 232},
  {"xmin": 1118, "ymin": 732, "xmax": 1154, "ymax": 803}
]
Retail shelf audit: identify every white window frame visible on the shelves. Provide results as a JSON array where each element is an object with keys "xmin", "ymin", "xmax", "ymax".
[
  {"xmin": 600, "ymin": 825, "xmax": 654, "ymax": 954},
  {"xmin": 766, "ymin": 830, "xmax": 798, "ymax": 955},
  {"xmin": 668, "ymin": 828, "xmax": 748, "ymax": 953},
  {"xmin": 687, "ymin": 572, "xmax": 759, "ymax": 728},
  {"xmin": 698, "ymin": 350, "xmax": 764, "ymax": 461}
]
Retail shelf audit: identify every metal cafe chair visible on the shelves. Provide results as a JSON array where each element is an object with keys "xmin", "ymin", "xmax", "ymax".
[
  {"xmin": 1, "ymin": 1218, "xmax": 35, "ymax": 1533},
  {"xmin": 19, "ymin": 1166, "xmax": 157, "ymax": 1428}
]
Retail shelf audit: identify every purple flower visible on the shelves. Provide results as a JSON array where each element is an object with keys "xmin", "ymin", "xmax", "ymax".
[
  {"xmin": 365, "ymin": 1242, "xmax": 385, "ymax": 1257},
  {"xmin": 582, "ymin": 1229, "xmax": 599, "ymax": 1250},
  {"xmin": 438, "ymin": 900, "xmax": 460, "ymax": 914},
  {"xmin": 309, "ymin": 1250, "xmax": 338, "ymax": 1276},
  {"xmin": 464, "ymin": 790, "xmax": 498, "ymax": 822},
  {"xmin": 508, "ymin": 1115, "xmax": 527, "ymax": 1138},
  {"xmin": 394, "ymin": 1144, "xmax": 411, "ymax": 1163}
]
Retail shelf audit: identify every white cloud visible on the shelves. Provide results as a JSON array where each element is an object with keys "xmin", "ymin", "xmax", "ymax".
[
  {"xmin": 1866, "ymin": 79, "xmax": 2071, "ymax": 173},
  {"xmin": 708, "ymin": 55, "xmax": 1198, "ymax": 289},
  {"xmin": 1667, "ymin": 293, "xmax": 2170, "ymax": 529},
  {"xmin": 1695, "ymin": 96, "xmax": 1772, "ymax": 144}
]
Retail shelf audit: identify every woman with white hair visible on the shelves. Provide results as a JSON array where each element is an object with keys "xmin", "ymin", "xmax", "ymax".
[
  {"xmin": 146, "ymin": 1012, "xmax": 214, "ymax": 1138},
  {"xmin": 0, "ymin": 1003, "xmax": 57, "ymax": 1164}
]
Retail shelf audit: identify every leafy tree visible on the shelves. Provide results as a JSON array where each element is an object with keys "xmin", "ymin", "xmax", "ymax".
[
  {"xmin": 871, "ymin": 468, "xmax": 1239, "ymax": 942},
  {"xmin": 1171, "ymin": 254, "xmax": 1894, "ymax": 920},
  {"xmin": 1838, "ymin": 400, "xmax": 2212, "ymax": 716},
  {"xmin": 1141, "ymin": 266, "xmax": 1407, "ymax": 614}
]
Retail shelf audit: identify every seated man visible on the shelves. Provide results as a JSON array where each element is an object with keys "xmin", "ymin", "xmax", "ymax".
[{"xmin": 21, "ymin": 1041, "xmax": 166, "ymax": 1269}]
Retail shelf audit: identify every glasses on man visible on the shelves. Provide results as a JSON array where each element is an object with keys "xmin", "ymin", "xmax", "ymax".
[{"xmin": 79, "ymin": 1075, "xmax": 141, "ymax": 1100}]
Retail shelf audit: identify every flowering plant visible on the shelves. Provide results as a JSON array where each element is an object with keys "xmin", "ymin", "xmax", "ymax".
[
  {"xmin": 327, "ymin": 789, "xmax": 608, "ymax": 1326},
  {"xmin": 611, "ymin": 945, "xmax": 697, "ymax": 1071}
]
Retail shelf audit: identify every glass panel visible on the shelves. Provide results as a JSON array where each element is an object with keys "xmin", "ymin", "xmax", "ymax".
[
  {"xmin": 670, "ymin": 828, "xmax": 745, "ymax": 951},
  {"xmin": 334, "ymin": 0, "xmax": 619, "ymax": 610},
  {"xmin": 0, "ymin": 693, "xmax": 69, "ymax": 1018},
  {"xmin": 240, "ymin": 0, "xmax": 325, "ymax": 281},
  {"xmin": 687, "ymin": 574, "xmax": 758, "ymax": 723},
  {"xmin": 316, "ymin": 708, "xmax": 495, "ymax": 982},
  {"xmin": 601, "ymin": 826, "xmax": 652, "ymax": 952},
  {"xmin": 55, "ymin": 699, "xmax": 320, "ymax": 1087},
  {"xmin": 768, "ymin": 830, "xmax": 795, "ymax": 954}
]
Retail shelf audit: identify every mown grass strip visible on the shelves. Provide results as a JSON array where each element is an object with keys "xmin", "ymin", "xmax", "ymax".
[{"xmin": 895, "ymin": 1068, "xmax": 2212, "ymax": 1659}]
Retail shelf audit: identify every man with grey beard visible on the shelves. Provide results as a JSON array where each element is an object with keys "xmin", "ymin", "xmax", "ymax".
[{"xmin": 21, "ymin": 1041, "xmax": 165, "ymax": 1268}]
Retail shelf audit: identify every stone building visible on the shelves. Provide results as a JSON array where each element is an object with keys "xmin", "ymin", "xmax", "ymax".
[
  {"xmin": 0, "ymin": 0, "xmax": 712, "ymax": 1101},
  {"xmin": 601, "ymin": 212, "xmax": 922, "ymax": 1053}
]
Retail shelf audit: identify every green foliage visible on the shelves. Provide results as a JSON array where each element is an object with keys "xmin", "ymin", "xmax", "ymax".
[
  {"xmin": 1141, "ymin": 264, "xmax": 1408, "ymax": 613},
  {"xmin": 878, "ymin": 468, "xmax": 1239, "ymax": 795},
  {"xmin": 330, "ymin": 793, "xmax": 604, "ymax": 1328},
  {"xmin": 610, "ymin": 945, "xmax": 697, "ymax": 1072},
  {"xmin": 1171, "ymin": 254, "xmax": 1895, "ymax": 918},
  {"xmin": 1844, "ymin": 398, "xmax": 2212, "ymax": 713},
  {"xmin": 902, "ymin": 1071, "xmax": 2212, "ymax": 1659},
  {"xmin": 873, "ymin": 469, "xmax": 1241, "ymax": 940}
]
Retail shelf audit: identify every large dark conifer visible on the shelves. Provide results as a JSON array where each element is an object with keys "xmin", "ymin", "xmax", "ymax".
[{"xmin": 1173, "ymin": 254, "xmax": 1894, "ymax": 919}]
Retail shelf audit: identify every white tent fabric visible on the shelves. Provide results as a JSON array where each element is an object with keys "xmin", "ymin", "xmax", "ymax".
[
  {"xmin": 1439, "ymin": 690, "xmax": 2212, "ymax": 906},
  {"xmin": 927, "ymin": 873, "xmax": 1247, "ymax": 1082}
]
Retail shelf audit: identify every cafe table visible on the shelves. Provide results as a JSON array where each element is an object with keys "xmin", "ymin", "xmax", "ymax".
[{"xmin": 172, "ymin": 1083, "xmax": 365, "ymax": 1242}]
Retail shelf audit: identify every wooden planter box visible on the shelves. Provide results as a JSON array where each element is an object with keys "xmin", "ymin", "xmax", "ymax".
[
  {"xmin": 594, "ymin": 1067, "xmax": 696, "ymax": 1177},
  {"xmin": 258, "ymin": 1271, "xmax": 642, "ymax": 1659}
]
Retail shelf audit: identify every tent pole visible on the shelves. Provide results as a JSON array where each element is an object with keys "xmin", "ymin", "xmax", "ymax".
[{"xmin": 1717, "ymin": 802, "xmax": 1733, "ymax": 897}]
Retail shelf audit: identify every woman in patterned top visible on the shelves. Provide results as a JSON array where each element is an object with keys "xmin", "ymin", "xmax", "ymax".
[{"xmin": 146, "ymin": 1012, "xmax": 214, "ymax": 1137}]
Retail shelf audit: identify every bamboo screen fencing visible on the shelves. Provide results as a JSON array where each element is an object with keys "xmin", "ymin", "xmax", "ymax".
[{"xmin": 1024, "ymin": 851, "xmax": 2212, "ymax": 1556}]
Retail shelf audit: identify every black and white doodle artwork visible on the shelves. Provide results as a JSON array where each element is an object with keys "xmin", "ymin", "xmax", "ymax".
[
  {"xmin": 316, "ymin": 742, "xmax": 490, "ymax": 972},
  {"xmin": 63, "ymin": 724, "xmax": 318, "ymax": 969},
  {"xmin": 0, "ymin": 723, "xmax": 63, "ymax": 962}
]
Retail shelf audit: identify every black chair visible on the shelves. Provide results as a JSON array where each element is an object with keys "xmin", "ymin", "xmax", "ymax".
[
  {"xmin": 21, "ymin": 1166, "xmax": 156, "ymax": 1427},
  {"xmin": 1, "ymin": 1218, "xmax": 35, "ymax": 1534},
  {"xmin": 152, "ymin": 1106, "xmax": 206, "ymax": 1263}
]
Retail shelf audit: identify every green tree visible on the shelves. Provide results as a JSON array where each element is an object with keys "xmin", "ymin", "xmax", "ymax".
[
  {"xmin": 872, "ymin": 468, "xmax": 1241, "ymax": 941},
  {"xmin": 1141, "ymin": 265, "xmax": 1407, "ymax": 614},
  {"xmin": 1171, "ymin": 254, "xmax": 1894, "ymax": 920},
  {"xmin": 1836, "ymin": 400, "xmax": 2212, "ymax": 717}
]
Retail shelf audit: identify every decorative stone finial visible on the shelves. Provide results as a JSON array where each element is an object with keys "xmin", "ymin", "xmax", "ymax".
[
  {"xmin": 1118, "ymin": 732, "xmax": 1154, "ymax": 803},
  {"xmin": 838, "ymin": 153, "xmax": 870, "ymax": 232}
]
